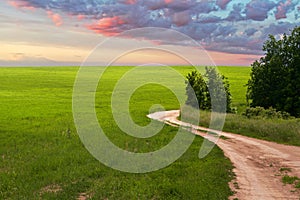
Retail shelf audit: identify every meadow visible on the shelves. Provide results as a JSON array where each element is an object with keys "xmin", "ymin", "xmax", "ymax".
[
  {"xmin": 1, "ymin": 65, "xmax": 299, "ymax": 199},
  {"xmin": 0, "ymin": 66, "xmax": 234, "ymax": 199}
]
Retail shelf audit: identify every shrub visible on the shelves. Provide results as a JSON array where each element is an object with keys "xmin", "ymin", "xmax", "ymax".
[{"xmin": 242, "ymin": 107, "xmax": 292, "ymax": 119}]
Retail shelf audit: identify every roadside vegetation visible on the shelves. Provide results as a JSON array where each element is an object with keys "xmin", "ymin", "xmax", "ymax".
[
  {"xmin": 183, "ymin": 27, "xmax": 300, "ymax": 146},
  {"xmin": 182, "ymin": 105, "xmax": 300, "ymax": 146}
]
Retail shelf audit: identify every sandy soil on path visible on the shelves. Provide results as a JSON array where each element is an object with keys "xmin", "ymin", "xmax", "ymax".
[{"xmin": 147, "ymin": 110, "xmax": 300, "ymax": 200}]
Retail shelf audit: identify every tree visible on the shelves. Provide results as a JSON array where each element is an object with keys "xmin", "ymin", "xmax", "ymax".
[
  {"xmin": 185, "ymin": 67, "xmax": 232, "ymax": 113},
  {"xmin": 205, "ymin": 67, "xmax": 232, "ymax": 113},
  {"xmin": 246, "ymin": 26, "xmax": 300, "ymax": 117},
  {"xmin": 185, "ymin": 70, "xmax": 209, "ymax": 110}
]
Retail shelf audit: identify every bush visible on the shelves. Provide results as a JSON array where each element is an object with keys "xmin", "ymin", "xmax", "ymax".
[{"xmin": 242, "ymin": 107, "xmax": 292, "ymax": 119}]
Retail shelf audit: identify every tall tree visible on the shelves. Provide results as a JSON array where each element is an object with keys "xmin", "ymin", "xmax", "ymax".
[
  {"xmin": 247, "ymin": 26, "xmax": 300, "ymax": 117},
  {"xmin": 205, "ymin": 67, "xmax": 232, "ymax": 113}
]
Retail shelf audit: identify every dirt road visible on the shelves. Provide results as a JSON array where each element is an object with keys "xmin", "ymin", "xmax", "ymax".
[{"xmin": 147, "ymin": 110, "xmax": 300, "ymax": 200}]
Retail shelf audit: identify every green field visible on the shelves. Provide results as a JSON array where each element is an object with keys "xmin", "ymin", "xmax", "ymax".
[
  {"xmin": 0, "ymin": 66, "xmax": 236, "ymax": 199},
  {"xmin": 1, "ymin": 66, "xmax": 299, "ymax": 199},
  {"xmin": 217, "ymin": 66, "xmax": 251, "ymax": 112}
]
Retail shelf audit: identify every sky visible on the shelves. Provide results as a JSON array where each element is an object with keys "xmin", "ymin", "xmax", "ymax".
[{"xmin": 0, "ymin": 0, "xmax": 299, "ymax": 66}]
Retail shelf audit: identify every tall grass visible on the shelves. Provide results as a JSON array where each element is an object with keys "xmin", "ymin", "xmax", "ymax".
[{"xmin": 181, "ymin": 105, "xmax": 300, "ymax": 146}]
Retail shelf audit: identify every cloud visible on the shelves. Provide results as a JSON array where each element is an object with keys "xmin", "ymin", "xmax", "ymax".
[
  {"xmin": 262, "ymin": 21, "xmax": 296, "ymax": 37},
  {"xmin": 10, "ymin": 53, "xmax": 25, "ymax": 61},
  {"xmin": 275, "ymin": 0, "xmax": 294, "ymax": 20},
  {"xmin": 8, "ymin": 0, "xmax": 35, "ymax": 10},
  {"xmin": 216, "ymin": 0, "xmax": 232, "ymax": 10},
  {"xmin": 6, "ymin": 0, "xmax": 300, "ymax": 55},
  {"xmin": 197, "ymin": 15, "xmax": 222, "ymax": 23},
  {"xmin": 0, "ymin": 54, "xmax": 64, "ymax": 66},
  {"xmin": 86, "ymin": 16, "xmax": 127, "ymax": 36},
  {"xmin": 144, "ymin": 0, "xmax": 169, "ymax": 10},
  {"xmin": 245, "ymin": 28, "xmax": 257, "ymax": 36},
  {"xmin": 172, "ymin": 10, "xmax": 190, "ymax": 26},
  {"xmin": 47, "ymin": 11, "xmax": 63, "ymax": 26},
  {"xmin": 77, "ymin": 14, "xmax": 86, "ymax": 20},
  {"xmin": 226, "ymin": 3, "xmax": 245, "ymax": 21},
  {"xmin": 245, "ymin": 0, "xmax": 276, "ymax": 21},
  {"xmin": 165, "ymin": 0, "xmax": 195, "ymax": 12}
]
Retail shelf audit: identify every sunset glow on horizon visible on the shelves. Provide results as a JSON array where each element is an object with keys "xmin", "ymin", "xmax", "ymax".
[{"xmin": 1, "ymin": 0, "xmax": 299, "ymax": 66}]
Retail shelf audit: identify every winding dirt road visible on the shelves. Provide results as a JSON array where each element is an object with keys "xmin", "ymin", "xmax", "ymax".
[{"xmin": 147, "ymin": 110, "xmax": 300, "ymax": 200}]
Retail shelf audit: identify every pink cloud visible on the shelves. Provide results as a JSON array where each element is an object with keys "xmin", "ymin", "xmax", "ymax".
[
  {"xmin": 8, "ymin": 0, "xmax": 35, "ymax": 10},
  {"xmin": 47, "ymin": 11, "xmax": 63, "ymax": 26},
  {"xmin": 86, "ymin": 16, "xmax": 126, "ymax": 36},
  {"xmin": 124, "ymin": 0, "xmax": 137, "ymax": 5},
  {"xmin": 275, "ymin": 0, "xmax": 292, "ymax": 20},
  {"xmin": 164, "ymin": 0, "xmax": 173, "ymax": 4},
  {"xmin": 77, "ymin": 14, "xmax": 86, "ymax": 21}
]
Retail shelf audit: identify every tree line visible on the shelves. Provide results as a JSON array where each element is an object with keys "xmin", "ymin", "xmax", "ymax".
[{"xmin": 185, "ymin": 26, "xmax": 299, "ymax": 117}]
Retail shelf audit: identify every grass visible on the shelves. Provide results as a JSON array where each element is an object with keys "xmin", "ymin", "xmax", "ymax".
[
  {"xmin": 1, "ymin": 65, "xmax": 298, "ymax": 198},
  {"xmin": 218, "ymin": 67, "xmax": 300, "ymax": 146},
  {"xmin": 182, "ymin": 106, "xmax": 300, "ymax": 146},
  {"xmin": 282, "ymin": 175, "xmax": 299, "ymax": 184},
  {"xmin": 280, "ymin": 167, "xmax": 292, "ymax": 172},
  {"xmin": 222, "ymin": 114, "xmax": 300, "ymax": 146},
  {"xmin": 0, "ymin": 66, "xmax": 234, "ymax": 199},
  {"xmin": 217, "ymin": 66, "xmax": 251, "ymax": 113},
  {"xmin": 282, "ymin": 175, "xmax": 300, "ymax": 189}
]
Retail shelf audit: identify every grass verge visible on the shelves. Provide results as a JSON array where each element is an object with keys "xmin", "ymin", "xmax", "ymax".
[{"xmin": 181, "ymin": 105, "xmax": 300, "ymax": 146}]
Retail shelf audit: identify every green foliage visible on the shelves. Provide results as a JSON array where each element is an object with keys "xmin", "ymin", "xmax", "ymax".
[
  {"xmin": 282, "ymin": 175, "xmax": 300, "ymax": 184},
  {"xmin": 242, "ymin": 107, "xmax": 292, "ymax": 119},
  {"xmin": 175, "ymin": 66, "xmax": 250, "ymax": 113},
  {"xmin": 281, "ymin": 175, "xmax": 300, "ymax": 190},
  {"xmin": 279, "ymin": 167, "xmax": 292, "ymax": 172},
  {"xmin": 247, "ymin": 26, "xmax": 300, "ymax": 117},
  {"xmin": 185, "ymin": 70, "xmax": 209, "ymax": 109},
  {"xmin": 185, "ymin": 67, "xmax": 233, "ymax": 113},
  {"xmin": 205, "ymin": 67, "xmax": 233, "ymax": 113}
]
